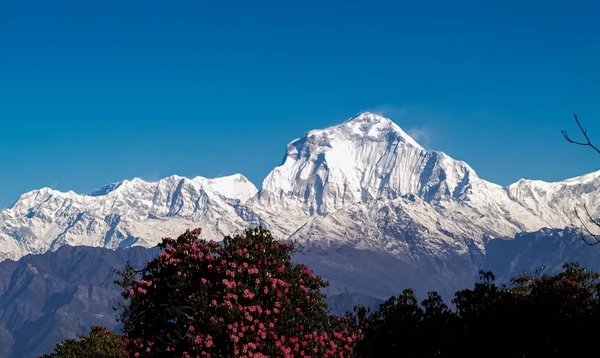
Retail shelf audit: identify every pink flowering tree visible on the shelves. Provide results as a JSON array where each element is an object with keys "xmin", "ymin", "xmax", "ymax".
[{"xmin": 115, "ymin": 227, "xmax": 359, "ymax": 357}]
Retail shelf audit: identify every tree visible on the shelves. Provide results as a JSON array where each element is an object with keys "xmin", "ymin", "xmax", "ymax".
[
  {"xmin": 39, "ymin": 326, "xmax": 128, "ymax": 358},
  {"xmin": 351, "ymin": 262, "xmax": 600, "ymax": 357},
  {"xmin": 459, "ymin": 262, "xmax": 600, "ymax": 357},
  {"xmin": 115, "ymin": 227, "xmax": 359, "ymax": 357},
  {"xmin": 349, "ymin": 289, "xmax": 423, "ymax": 357},
  {"xmin": 562, "ymin": 114, "xmax": 600, "ymax": 245}
]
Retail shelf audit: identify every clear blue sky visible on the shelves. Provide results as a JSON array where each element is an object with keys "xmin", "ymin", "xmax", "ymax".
[{"xmin": 1, "ymin": 0, "xmax": 599, "ymax": 208}]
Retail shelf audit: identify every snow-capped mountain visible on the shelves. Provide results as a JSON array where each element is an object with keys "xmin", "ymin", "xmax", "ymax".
[
  {"xmin": 1, "ymin": 111, "xmax": 599, "ymax": 358},
  {"xmin": 0, "ymin": 112, "xmax": 598, "ymax": 299},
  {"xmin": 255, "ymin": 112, "xmax": 557, "ymax": 242},
  {"xmin": 507, "ymin": 171, "xmax": 600, "ymax": 227},
  {"xmin": 0, "ymin": 174, "xmax": 258, "ymax": 261}
]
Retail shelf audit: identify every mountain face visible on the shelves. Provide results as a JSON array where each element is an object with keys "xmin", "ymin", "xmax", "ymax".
[
  {"xmin": 0, "ymin": 245, "xmax": 160, "ymax": 358},
  {"xmin": 0, "ymin": 112, "xmax": 598, "ymax": 299},
  {"xmin": 0, "ymin": 245, "xmax": 381, "ymax": 358},
  {"xmin": 506, "ymin": 171, "xmax": 600, "ymax": 227},
  {"xmin": 483, "ymin": 227, "xmax": 600, "ymax": 281},
  {"xmin": 0, "ymin": 174, "xmax": 258, "ymax": 262}
]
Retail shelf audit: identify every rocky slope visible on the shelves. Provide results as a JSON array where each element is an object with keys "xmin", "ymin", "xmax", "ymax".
[{"xmin": 0, "ymin": 245, "xmax": 160, "ymax": 358}]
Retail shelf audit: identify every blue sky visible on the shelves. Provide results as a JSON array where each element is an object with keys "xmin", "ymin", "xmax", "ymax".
[{"xmin": 0, "ymin": 0, "xmax": 599, "ymax": 208}]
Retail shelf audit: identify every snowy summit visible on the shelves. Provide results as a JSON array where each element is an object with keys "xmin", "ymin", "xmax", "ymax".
[{"xmin": 258, "ymin": 111, "xmax": 477, "ymax": 215}]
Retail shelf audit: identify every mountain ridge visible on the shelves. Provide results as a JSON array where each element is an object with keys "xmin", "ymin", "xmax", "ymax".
[{"xmin": 0, "ymin": 111, "xmax": 598, "ymax": 268}]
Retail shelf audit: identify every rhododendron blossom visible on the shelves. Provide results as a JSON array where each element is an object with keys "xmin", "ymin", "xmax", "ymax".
[{"xmin": 116, "ymin": 227, "xmax": 359, "ymax": 357}]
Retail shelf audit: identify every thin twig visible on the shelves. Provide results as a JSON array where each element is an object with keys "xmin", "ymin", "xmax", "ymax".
[
  {"xmin": 562, "ymin": 114, "xmax": 600, "ymax": 245},
  {"xmin": 583, "ymin": 204, "xmax": 600, "ymax": 227},
  {"xmin": 562, "ymin": 114, "xmax": 600, "ymax": 154},
  {"xmin": 574, "ymin": 207, "xmax": 600, "ymax": 245}
]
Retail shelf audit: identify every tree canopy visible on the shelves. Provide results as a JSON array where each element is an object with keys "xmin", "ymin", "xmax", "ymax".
[
  {"xmin": 114, "ymin": 227, "xmax": 359, "ymax": 357},
  {"xmin": 350, "ymin": 262, "xmax": 600, "ymax": 357}
]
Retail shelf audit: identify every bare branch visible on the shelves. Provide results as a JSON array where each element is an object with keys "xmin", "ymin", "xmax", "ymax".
[
  {"xmin": 562, "ymin": 114, "xmax": 600, "ymax": 245},
  {"xmin": 583, "ymin": 205, "xmax": 600, "ymax": 227},
  {"xmin": 574, "ymin": 206, "xmax": 600, "ymax": 246},
  {"xmin": 562, "ymin": 114, "xmax": 600, "ymax": 154}
]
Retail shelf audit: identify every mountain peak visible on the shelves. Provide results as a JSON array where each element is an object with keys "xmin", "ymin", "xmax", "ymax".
[
  {"xmin": 195, "ymin": 174, "xmax": 258, "ymax": 202},
  {"xmin": 335, "ymin": 112, "xmax": 423, "ymax": 149},
  {"xmin": 258, "ymin": 112, "xmax": 475, "ymax": 215},
  {"xmin": 86, "ymin": 174, "xmax": 257, "ymax": 203},
  {"xmin": 345, "ymin": 111, "xmax": 388, "ymax": 124}
]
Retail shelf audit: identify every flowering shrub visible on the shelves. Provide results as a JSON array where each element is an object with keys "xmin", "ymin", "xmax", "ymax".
[
  {"xmin": 115, "ymin": 227, "xmax": 359, "ymax": 357},
  {"xmin": 39, "ymin": 326, "xmax": 128, "ymax": 358}
]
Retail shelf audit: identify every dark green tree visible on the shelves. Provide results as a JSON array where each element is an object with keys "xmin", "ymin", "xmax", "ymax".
[
  {"xmin": 352, "ymin": 262, "xmax": 600, "ymax": 357},
  {"xmin": 39, "ymin": 326, "xmax": 128, "ymax": 358}
]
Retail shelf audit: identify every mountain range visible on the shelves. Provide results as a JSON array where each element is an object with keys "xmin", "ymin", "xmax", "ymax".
[
  {"xmin": 2, "ymin": 112, "xmax": 598, "ymax": 290},
  {"xmin": 0, "ymin": 112, "xmax": 599, "ymax": 356}
]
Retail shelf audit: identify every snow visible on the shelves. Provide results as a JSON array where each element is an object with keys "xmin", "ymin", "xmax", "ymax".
[
  {"xmin": 0, "ymin": 111, "xmax": 599, "ymax": 301},
  {"xmin": 257, "ymin": 112, "xmax": 485, "ymax": 216},
  {"xmin": 194, "ymin": 174, "xmax": 258, "ymax": 203}
]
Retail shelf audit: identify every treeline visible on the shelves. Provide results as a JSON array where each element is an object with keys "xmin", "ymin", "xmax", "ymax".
[
  {"xmin": 349, "ymin": 262, "xmax": 599, "ymax": 357},
  {"xmin": 40, "ymin": 227, "xmax": 600, "ymax": 357}
]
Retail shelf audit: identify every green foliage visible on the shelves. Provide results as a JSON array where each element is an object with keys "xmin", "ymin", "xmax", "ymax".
[
  {"xmin": 351, "ymin": 262, "xmax": 600, "ymax": 357},
  {"xmin": 39, "ymin": 326, "xmax": 128, "ymax": 358}
]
